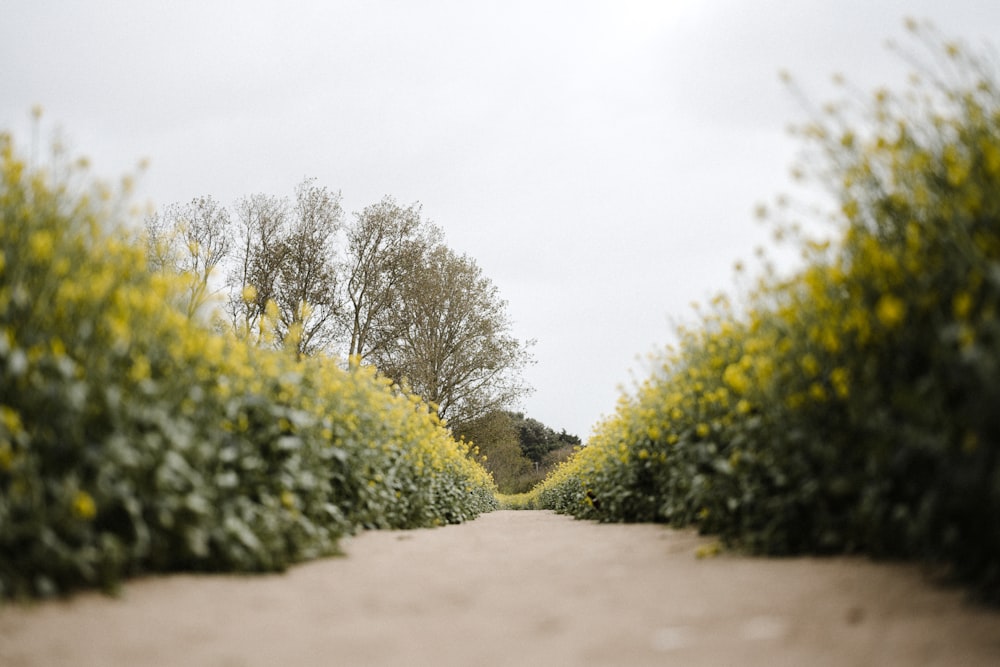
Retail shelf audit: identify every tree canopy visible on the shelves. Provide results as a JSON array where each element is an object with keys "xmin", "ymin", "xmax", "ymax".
[
  {"xmin": 145, "ymin": 185, "xmax": 533, "ymax": 429},
  {"xmin": 455, "ymin": 411, "xmax": 579, "ymax": 493}
]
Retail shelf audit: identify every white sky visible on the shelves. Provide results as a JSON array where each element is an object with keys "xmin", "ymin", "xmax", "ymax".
[{"xmin": 4, "ymin": 1, "xmax": 1000, "ymax": 439}]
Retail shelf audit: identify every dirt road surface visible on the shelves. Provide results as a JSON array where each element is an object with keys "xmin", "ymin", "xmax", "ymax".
[{"xmin": 2, "ymin": 510, "xmax": 999, "ymax": 666}]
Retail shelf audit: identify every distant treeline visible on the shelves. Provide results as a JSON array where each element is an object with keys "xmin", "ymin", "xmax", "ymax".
[{"xmin": 457, "ymin": 411, "xmax": 580, "ymax": 494}]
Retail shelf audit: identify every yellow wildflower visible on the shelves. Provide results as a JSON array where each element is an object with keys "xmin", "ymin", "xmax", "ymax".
[
  {"xmin": 809, "ymin": 382, "xmax": 827, "ymax": 402},
  {"xmin": 801, "ymin": 354, "xmax": 820, "ymax": 378},
  {"xmin": 696, "ymin": 541, "xmax": 721, "ymax": 559},
  {"xmin": 72, "ymin": 491, "xmax": 97, "ymax": 520},
  {"xmin": 29, "ymin": 230, "xmax": 55, "ymax": 262},
  {"xmin": 830, "ymin": 368, "xmax": 850, "ymax": 399},
  {"xmin": 785, "ymin": 393, "xmax": 805, "ymax": 410},
  {"xmin": 0, "ymin": 405, "xmax": 23, "ymax": 434},
  {"xmin": 953, "ymin": 292, "xmax": 973, "ymax": 320},
  {"xmin": 723, "ymin": 363, "xmax": 750, "ymax": 394},
  {"xmin": 241, "ymin": 284, "xmax": 258, "ymax": 304},
  {"xmin": 128, "ymin": 354, "xmax": 151, "ymax": 383},
  {"xmin": 876, "ymin": 294, "xmax": 906, "ymax": 328},
  {"xmin": 820, "ymin": 329, "xmax": 841, "ymax": 353}
]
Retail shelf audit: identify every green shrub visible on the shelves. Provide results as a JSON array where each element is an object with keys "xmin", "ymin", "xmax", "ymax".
[
  {"xmin": 536, "ymin": 26, "xmax": 1000, "ymax": 602},
  {"xmin": 0, "ymin": 134, "xmax": 496, "ymax": 599}
]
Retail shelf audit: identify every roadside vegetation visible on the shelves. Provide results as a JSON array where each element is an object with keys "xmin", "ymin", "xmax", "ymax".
[
  {"xmin": 8, "ymin": 19, "xmax": 998, "ymax": 607},
  {"xmin": 457, "ymin": 411, "xmax": 579, "ymax": 494},
  {"xmin": 534, "ymin": 24, "xmax": 1000, "ymax": 602},
  {"xmin": 0, "ymin": 136, "xmax": 497, "ymax": 599}
]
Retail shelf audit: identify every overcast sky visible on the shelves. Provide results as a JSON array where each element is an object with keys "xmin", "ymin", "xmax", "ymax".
[{"xmin": 4, "ymin": 1, "xmax": 1000, "ymax": 439}]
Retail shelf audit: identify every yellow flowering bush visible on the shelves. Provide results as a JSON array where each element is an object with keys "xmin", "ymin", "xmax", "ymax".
[
  {"xmin": 537, "ymin": 26, "xmax": 1000, "ymax": 602},
  {"xmin": 0, "ymin": 135, "xmax": 496, "ymax": 598}
]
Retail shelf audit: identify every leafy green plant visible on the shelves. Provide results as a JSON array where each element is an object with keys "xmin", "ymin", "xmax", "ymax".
[
  {"xmin": 0, "ymin": 134, "xmax": 496, "ymax": 599},
  {"xmin": 536, "ymin": 24, "xmax": 1000, "ymax": 602}
]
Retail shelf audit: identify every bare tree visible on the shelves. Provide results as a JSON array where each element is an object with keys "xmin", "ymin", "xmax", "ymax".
[
  {"xmin": 273, "ymin": 178, "xmax": 343, "ymax": 358},
  {"xmin": 225, "ymin": 193, "xmax": 288, "ymax": 340},
  {"xmin": 146, "ymin": 186, "xmax": 535, "ymax": 419},
  {"xmin": 144, "ymin": 195, "xmax": 230, "ymax": 318},
  {"xmin": 221, "ymin": 180, "xmax": 342, "ymax": 356},
  {"xmin": 340, "ymin": 196, "xmax": 439, "ymax": 364}
]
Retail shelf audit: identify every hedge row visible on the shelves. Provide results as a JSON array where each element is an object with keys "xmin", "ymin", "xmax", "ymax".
[
  {"xmin": 535, "ymin": 30, "xmax": 1000, "ymax": 602},
  {"xmin": 0, "ymin": 135, "xmax": 497, "ymax": 599}
]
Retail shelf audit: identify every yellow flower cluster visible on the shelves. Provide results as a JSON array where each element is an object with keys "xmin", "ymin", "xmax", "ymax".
[
  {"xmin": 0, "ymin": 131, "xmax": 497, "ymax": 598},
  {"xmin": 535, "ymin": 28, "xmax": 1000, "ymax": 600}
]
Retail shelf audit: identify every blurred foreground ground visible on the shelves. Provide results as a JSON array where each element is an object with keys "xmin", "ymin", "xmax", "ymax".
[{"xmin": 2, "ymin": 510, "xmax": 999, "ymax": 666}]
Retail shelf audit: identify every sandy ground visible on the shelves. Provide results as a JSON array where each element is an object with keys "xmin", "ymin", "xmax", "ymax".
[{"xmin": 2, "ymin": 510, "xmax": 999, "ymax": 667}]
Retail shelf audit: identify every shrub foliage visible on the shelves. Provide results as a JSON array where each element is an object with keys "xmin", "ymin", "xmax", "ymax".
[
  {"xmin": 535, "ymin": 27, "xmax": 1000, "ymax": 601},
  {"xmin": 0, "ymin": 137, "xmax": 496, "ymax": 599}
]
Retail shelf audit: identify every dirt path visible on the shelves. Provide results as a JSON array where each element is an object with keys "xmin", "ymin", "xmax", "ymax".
[{"xmin": 2, "ymin": 510, "xmax": 999, "ymax": 666}]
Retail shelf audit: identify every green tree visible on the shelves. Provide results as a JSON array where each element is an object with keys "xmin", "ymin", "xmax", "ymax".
[
  {"xmin": 509, "ymin": 412, "xmax": 581, "ymax": 462},
  {"xmin": 371, "ymin": 244, "xmax": 534, "ymax": 428},
  {"xmin": 455, "ymin": 410, "xmax": 579, "ymax": 493},
  {"xmin": 454, "ymin": 411, "xmax": 532, "ymax": 493}
]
